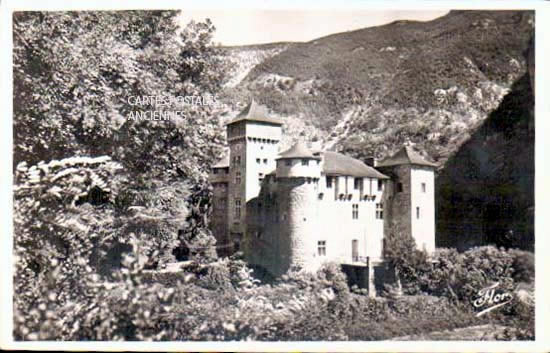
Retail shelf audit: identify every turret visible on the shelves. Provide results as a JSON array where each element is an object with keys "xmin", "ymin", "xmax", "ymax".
[
  {"xmin": 377, "ymin": 146, "xmax": 437, "ymax": 255},
  {"xmin": 275, "ymin": 141, "xmax": 321, "ymax": 179},
  {"xmin": 225, "ymin": 100, "xmax": 282, "ymax": 252},
  {"xmin": 272, "ymin": 142, "xmax": 321, "ymax": 273}
]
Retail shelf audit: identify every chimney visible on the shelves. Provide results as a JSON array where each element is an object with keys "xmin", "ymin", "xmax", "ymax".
[{"xmin": 365, "ymin": 157, "xmax": 377, "ymax": 167}]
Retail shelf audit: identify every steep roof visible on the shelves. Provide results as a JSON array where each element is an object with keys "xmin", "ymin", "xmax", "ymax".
[
  {"xmin": 277, "ymin": 141, "xmax": 321, "ymax": 160},
  {"xmin": 212, "ymin": 154, "xmax": 230, "ymax": 168},
  {"xmin": 322, "ymin": 151, "xmax": 389, "ymax": 179},
  {"xmin": 226, "ymin": 100, "xmax": 283, "ymax": 126},
  {"xmin": 376, "ymin": 146, "xmax": 438, "ymax": 168}
]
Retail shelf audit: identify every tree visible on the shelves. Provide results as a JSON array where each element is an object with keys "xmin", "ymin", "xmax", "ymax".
[
  {"xmin": 383, "ymin": 226, "xmax": 430, "ymax": 295},
  {"xmin": 12, "ymin": 11, "xmax": 229, "ymax": 340}
]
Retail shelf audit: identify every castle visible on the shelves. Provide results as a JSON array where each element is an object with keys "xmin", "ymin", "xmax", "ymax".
[{"xmin": 210, "ymin": 101, "xmax": 436, "ymax": 293}]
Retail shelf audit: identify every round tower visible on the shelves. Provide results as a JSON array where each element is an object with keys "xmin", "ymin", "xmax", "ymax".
[{"xmin": 274, "ymin": 142, "xmax": 321, "ymax": 274}]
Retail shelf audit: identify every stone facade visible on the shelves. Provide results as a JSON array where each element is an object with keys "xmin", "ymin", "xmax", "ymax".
[{"xmin": 210, "ymin": 102, "xmax": 437, "ymax": 291}]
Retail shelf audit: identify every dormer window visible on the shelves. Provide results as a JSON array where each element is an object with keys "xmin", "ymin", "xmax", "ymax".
[
  {"xmin": 285, "ymin": 159, "xmax": 292, "ymax": 166},
  {"xmin": 213, "ymin": 169, "xmax": 218, "ymax": 174},
  {"xmin": 302, "ymin": 159, "xmax": 309, "ymax": 166}
]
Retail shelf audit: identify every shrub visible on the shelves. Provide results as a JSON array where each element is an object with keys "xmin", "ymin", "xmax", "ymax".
[{"xmin": 417, "ymin": 246, "xmax": 534, "ymax": 302}]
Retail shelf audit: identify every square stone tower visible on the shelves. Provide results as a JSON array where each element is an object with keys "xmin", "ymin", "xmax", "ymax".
[
  {"xmin": 224, "ymin": 100, "xmax": 282, "ymax": 252},
  {"xmin": 377, "ymin": 146, "xmax": 437, "ymax": 254}
]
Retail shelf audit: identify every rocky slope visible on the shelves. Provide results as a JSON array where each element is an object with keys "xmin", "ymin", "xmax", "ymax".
[
  {"xmin": 436, "ymin": 37, "xmax": 534, "ymax": 251},
  {"xmin": 222, "ymin": 11, "xmax": 533, "ymax": 162},
  {"xmin": 220, "ymin": 42, "xmax": 294, "ymax": 88}
]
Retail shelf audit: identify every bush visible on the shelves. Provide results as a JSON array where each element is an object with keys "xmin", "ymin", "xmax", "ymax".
[{"xmin": 416, "ymin": 246, "xmax": 534, "ymax": 302}]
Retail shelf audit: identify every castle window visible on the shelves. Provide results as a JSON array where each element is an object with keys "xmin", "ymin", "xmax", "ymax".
[
  {"xmin": 352, "ymin": 239, "xmax": 359, "ymax": 262},
  {"xmin": 263, "ymin": 158, "xmax": 268, "ymax": 164},
  {"xmin": 235, "ymin": 199, "xmax": 241, "ymax": 218},
  {"xmin": 376, "ymin": 203, "xmax": 384, "ymax": 219},
  {"xmin": 234, "ymin": 155, "xmax": 241, "ymax": 165},
  {"xmin": 378, "ymin": 179, "xmax": 384, "ymax": 191},
  {"xmin": 285, "ymin": 159, "xmax": 291, "ymax": 166},
  {"xmin": 352, "ymin": 204, "xmax": 359, "ymax": 219},
  {"xmin": 317, "ymin": 241, "xmax": 326, "ymax": 256},
  {"xmin": 302, "ymin": 159, "xmax": 309, "ymax": 166},
  {"xmin": 326, "ymin": 176, "xmax": 333, "ymax": 188},
  {"xmin": 416, "ymin": 207, "xmax": 420, "ymax": 219},
  {"xmin": 256, "ymin": 158, "xmax": 261, "ymax": 164},
  {"xmin": 397, "ymin": 182, "xmax": 403, "ymax": 193},
  {"xmin": 421, "ymin": 183, "xmax": 426, "ymax": 193},
  {"xmin": 354, "ymin": 178, "xmax": 363, "ymax": 190},
  {"xmin": 235, "ymin": 171, "xmax": 241, "ymax": 185}
]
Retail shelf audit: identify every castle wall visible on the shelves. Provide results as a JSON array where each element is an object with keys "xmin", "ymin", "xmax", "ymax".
[
  {"xmin": 211, "ymin": 181, "xmax": 230, "ymax": 256},
  {"xmin": 246, "ymin": 177, "xmax": 320, "ymax": 276},
  {"xmin": 277, "ymin": 177, "xmax": 320, "ymax": 273},
  {"xmin": 317, "ymin": 175, "xmax": 386, "ymax": 266},
  {"xmin": 276, "ymin": 159, "xmax": 321, "ymax": 178},
  {"xmin": 381, "ymin": 165, "xmax": 412, "ymax": 240},
  {"xmin": 245, "ymin": 138, "xmax": 279, "ymax": 200},
  {"xmin": 245, "ymin": 173, "xmax": 388, "ymax": 277},
  {"xmin": 245, "ymin": 123, "xmax": 282, "ymax": 141},
  {"xmin": 410, "ymin": 166, "xmax": 436, "ymax": 254},
  {"xmin": 228, "ymin": 139, "xmax": 247, "ymax": 246}
]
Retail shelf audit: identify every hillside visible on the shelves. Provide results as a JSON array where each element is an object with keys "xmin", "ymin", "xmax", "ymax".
[
  {"xmin": 436, "ymin": 36, "xmax": 535, "ymax": 251},
  {"xmin": 219, "ymin": 42, "xmax": 295, "ymax": 88},
  {"xmin": 221, "ymin": 10, "xmax": 533, "ymax": 166}
]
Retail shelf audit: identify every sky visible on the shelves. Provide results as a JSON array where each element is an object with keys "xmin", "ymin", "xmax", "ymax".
[{"xmin": 179, "ymin": 10, "xmax": 450, "ymax": 46}]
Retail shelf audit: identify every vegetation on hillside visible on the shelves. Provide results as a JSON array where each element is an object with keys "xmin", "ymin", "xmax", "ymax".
[{"xmin": 223, "ymin": 11, "xmax": 533, "ymax": 163}]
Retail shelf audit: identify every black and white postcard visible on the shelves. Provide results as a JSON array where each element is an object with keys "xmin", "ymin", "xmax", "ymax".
[{"xmin": 1, "ymin": 0, "xmax": 549, "ymax": 351}]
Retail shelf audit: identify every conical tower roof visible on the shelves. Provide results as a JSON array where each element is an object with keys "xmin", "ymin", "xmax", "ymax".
[
  {"xmin": 277, "ymin": 141, "xmax": 321, "ymax": 160},
  {"xmin": 377, "ymin": 146, "xmax": 437, "ymax": 168},
  {"xmin": 226, "ymin": 100, "xmax": 283, "ymax": 126}
]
